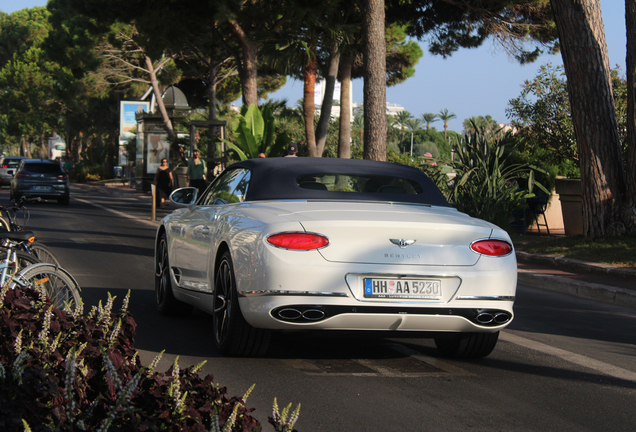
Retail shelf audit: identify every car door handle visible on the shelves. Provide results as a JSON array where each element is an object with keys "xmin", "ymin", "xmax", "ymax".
[{"xmin": 193, "ymin": 226, "xmax": 210, "ymax": 235}]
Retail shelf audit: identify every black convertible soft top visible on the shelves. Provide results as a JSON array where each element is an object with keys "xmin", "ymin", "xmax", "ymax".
[{"xmin": 226, "ymin": 157, "xmax": 452, "ymax": 207}]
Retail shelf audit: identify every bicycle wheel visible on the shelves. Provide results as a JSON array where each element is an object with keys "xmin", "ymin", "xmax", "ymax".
[
  {"xmin": 0, "ymin": 214, "xmax": 11, "ymax": 231},
  {"xmin": 29, "ymin": 242, "xmax": 61, "ymax": 266},
  {"xmin": 17, "ymin": 263, "xmax": 81, "ymax": 311},
  {"xmin": 0, "ymin": 250, "xmax": 41, "ymax": 272}
]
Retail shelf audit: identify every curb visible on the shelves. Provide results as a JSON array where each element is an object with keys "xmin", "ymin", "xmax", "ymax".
[
  {"xmin": 516, "ymin": 251, "xmax": 636, "ymax": 310},
  {"xmin": 517, "ymin": 271, "xmax": 636, "ymax": 310},
  {"xmin": 71, "ymin": 182, "xmax": 149, "ymax": 198},
  {"xmin": 516, "ymin": 250, "xmax": 636, "ymax": 279}
]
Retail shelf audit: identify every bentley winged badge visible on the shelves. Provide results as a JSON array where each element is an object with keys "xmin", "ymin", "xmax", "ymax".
[{"xmin": 390, "ymin": 239, "xmax": 416, "ymax": 248}]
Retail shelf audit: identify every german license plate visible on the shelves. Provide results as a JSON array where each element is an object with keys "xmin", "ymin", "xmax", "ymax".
[
  {"xmin": 364, "ymin": 278, "xmax": 442, "ymax": 299},
  {"xmin": 33, "ymin": 186, "xmax": 51, "ymax": 191}
]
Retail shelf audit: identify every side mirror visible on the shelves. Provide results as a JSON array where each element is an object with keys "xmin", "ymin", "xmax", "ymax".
[{"xmin": 170, "ymin": 187, "xmax": 198, "ymax": 207}]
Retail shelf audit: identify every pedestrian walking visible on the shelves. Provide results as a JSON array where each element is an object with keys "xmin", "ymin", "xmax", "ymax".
[
  {"xmin": 154, "ymin": 158, "xmax": 173, "ymax": 209},
  {"xmin": 186, "ymin": 149, "xmax": 207, "ymax": 195}
]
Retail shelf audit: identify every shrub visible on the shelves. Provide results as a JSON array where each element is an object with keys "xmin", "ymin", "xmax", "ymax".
[
  {"xmin": 446, "ymin": 127, "xmax": 547, "ymax": 230},
  {"xmin": 222, "ymin": 104, "xmax": 290, "ymax": 160},
  {"xmin": 0, "ymin": 285, "xmax": 298, "ymax": 431},
  {"xmin": 71, "ymin": 162, "xmax": 106, "ymax": 183}
]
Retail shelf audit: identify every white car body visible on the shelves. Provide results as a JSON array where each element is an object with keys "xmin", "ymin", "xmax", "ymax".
[{"xmin": 155, "ymin": 158, "xmax": 517, "ymax": 357}]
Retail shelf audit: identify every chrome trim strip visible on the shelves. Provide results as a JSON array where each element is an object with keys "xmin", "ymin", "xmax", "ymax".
[
  {"xmin": 240, "ymin": 290, "xmax": 349, "ymax": 298},
  {"xmin": 455, "ymin": 296, "xmax": 516, "ymax": 301}
]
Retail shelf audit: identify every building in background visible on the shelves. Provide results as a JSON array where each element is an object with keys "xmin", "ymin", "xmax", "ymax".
[{"xmin": 47, "ymin": 134, "xmax": 66, "ymax": 160}]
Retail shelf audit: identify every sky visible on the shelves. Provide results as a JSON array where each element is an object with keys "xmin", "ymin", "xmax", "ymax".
[{"xmin": 1, "ymin": 0, "xmax": 627, "ymax": 133}]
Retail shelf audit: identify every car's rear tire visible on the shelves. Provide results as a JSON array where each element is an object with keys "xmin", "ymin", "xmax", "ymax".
[
  {"xmin": 58, "ymin": 195, "xmax": 70, "ymax": 205},
  {"xmin": 213, "ymin": 251, "xmax": 271, "ymax": 357},
  {"xmin": 155, "ymin": 232, "xmax": 192, "ymax": 316},
  {"xmin": 434, "ymin": 332, "xmax": 499, "ymax": 359}
]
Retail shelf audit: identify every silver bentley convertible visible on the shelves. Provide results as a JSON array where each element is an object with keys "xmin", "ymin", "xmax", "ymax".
[{"xmin": 155, "ymin": 158, "xmax": 516, "ymax": 357}]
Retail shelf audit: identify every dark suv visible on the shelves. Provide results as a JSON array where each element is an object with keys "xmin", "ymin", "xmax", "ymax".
[{"xmin": 10, "ymin": 159, "xmax": 70, "ymax": 205}]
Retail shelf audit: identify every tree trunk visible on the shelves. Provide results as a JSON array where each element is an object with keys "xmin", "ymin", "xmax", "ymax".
[
  {"xmin": 625, "ymin": 0, "xmax": 636, "ymax": 206},
  {"xmin": 209, "ymin": 62, "xmax": 218, "ymax": 121},
  {"xmin": 362, "ymin": 0, "xmax": 387, "ymax": 161},
  {"xmin": 145, "ymin": 55, "xmax": 175, "ymax": 140},
  {"xmin": 338, "ymin": 54, "xmax": 353, "ymax": 159},
  {"xmin": 230, "ymin": 20, "xmax": 258, "ymax": 107},
  {"xmin": 550, "ymin": 0, "xmax": 628, "ymax": 237},
  {"xmin": 21, "ymin": 136, "xmax": 31, "ymax": 158},
  {"xmin": 40, "ymin": 134, "xmax": 47, "ymax": 159},
  {"xmin": 304, "ymin": 47, "xmax": 318, "ymax": 157},
  {"xmin": 209, "ymin": 62, "xmax": 218, "ymax": 162},
  {"xmin": 315, "ymin": 46, "xmax": 341, "ymax": 157}
]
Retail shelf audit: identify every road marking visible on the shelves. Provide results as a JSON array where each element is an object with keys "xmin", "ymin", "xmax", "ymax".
[
  {"xmin": 501, "ymin": 331, "xmax": 636, "ymax": 382},
  {"xmin": 73, "ymin": 196, "xmax": 158, "ymax": 228}
]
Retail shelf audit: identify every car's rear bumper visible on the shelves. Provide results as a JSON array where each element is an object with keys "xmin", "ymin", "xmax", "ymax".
[
  {"xmin": 14, "ymin": 184, "xmax": 69, "ymax": 198},
  {"xmin": 237, "ymin": 292, "xmax": 514, "ymax": 332}
]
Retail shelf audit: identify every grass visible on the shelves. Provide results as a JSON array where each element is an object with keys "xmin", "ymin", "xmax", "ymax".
[{"xmin": 510, "ymin": 233, "xmax": 636, "ymax": 269}]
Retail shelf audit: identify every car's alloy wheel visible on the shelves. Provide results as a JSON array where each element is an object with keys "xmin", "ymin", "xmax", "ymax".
[
  {"xmin": 434, "ymin": 331, "xmax": 499, "ymax": 358},
  {"xmin": 213, "ymin": 251, "xmax": 271, "ymax": 357},
  {"xmin": 155, "ymin": 233, "xmax": 191, "ymax": 316}
]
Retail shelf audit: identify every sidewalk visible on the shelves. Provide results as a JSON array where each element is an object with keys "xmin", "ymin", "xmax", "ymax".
[
  {"xmin": 73, "ymin": 180, "xmax": 636, "ymax": 310},
  {"xmin": 517, "ymin": 252, "xmax": 636, "ymax": 309}
]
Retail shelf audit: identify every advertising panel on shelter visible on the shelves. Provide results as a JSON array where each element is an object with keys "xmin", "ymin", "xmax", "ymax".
[{"xmin": 120, "ymin": 101, "xmax": 150, "ymax": 140}]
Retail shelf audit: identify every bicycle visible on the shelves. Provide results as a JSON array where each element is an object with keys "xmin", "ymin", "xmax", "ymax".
[
  {"xmin": 0, "ymin": 229, "xmax": 81, "ymax": 311},
  {"xmin": 0, "ymin": 196, "xmax": 61, "ymax": 266}
]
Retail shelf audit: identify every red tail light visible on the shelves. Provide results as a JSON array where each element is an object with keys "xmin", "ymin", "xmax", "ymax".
[
  {"xmin": 16, "ymin": 173, "xmax": 28, "ymax": 178},
  {"xmin": 470, "ymin": 239, "xmax": 513, "ymax": 256},
  {"xmin": 58, "ymin": 173, "xmax": 68, "ymax": 180},
  {"xmin": 267, "ymin": 232, "xmax": 329, "ymax": 250}
]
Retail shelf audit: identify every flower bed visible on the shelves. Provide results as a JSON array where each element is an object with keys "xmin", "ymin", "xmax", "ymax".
[{"xmin": 0, "ymin": 285, "xmax": 299, "ymax": 431}]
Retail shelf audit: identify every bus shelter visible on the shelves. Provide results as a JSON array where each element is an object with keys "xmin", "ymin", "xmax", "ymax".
[{"xmin": 134, "ymin": 86, "xmax": 191, "ymax": 192}]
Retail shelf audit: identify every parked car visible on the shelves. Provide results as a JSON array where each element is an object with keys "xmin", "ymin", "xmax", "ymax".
[
  {"xmin": 0, "ymin": 156, "xmax": 27, "ymax": 187},
  {"xmin": 10, "ymin": 159, "xmax": 70, "ymax": 205},
  {"xmin": 155, "ymin": 158, "xmax": 517, "ymax": 358}
]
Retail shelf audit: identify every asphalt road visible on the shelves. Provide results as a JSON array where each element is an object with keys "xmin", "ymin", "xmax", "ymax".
[{"xmin": 4, "ymin": 185, "xmax": 636, "ymax": 432}]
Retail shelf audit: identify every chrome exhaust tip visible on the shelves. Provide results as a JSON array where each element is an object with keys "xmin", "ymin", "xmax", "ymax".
[
  {"xmin": 494, "ymin": 313, "xmax": 511, "ymax": 324},
  {"xmin": 302, "ymin": 309, "xmax": 326, "ymax": 321},
  {"xmin": 273, "ymin": 306, "xmax": 328, "ymax": 322},
  {"xmin": 473, "ymin": 309, "xmax": 512, "ymax": 326},
  {"xmin": 476, "ymin": 312, "xmax": 494, "ymax": 324},
  {"xmin": 277, "ymin": 308, "xmax": 302, "ymax": 320}
]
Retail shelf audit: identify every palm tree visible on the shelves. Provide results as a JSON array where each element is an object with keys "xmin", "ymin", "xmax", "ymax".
[
  {"xmin": 394, "ymin": 110, "xmax": 413, "ymax": 142},
  {"xmin": 259, "ymin": 1, "xmax": 345, "ymax": 157},
  {"xmin": 463, "ymin": 116, "xmax": 483, "ymax": 134},
  {"xmin": 438, "ymin": 108, "xmax": 457, "ymax": 140},
  {"xmin": 352, "ymin": 113, "xmax": 365, "ymax": 143},
  {"xmin": 406, "ymin": 118, "xmax": 424, "ymax": 155},
  {"xmin": 463, "ymin": 115, "xmax": 499, "ymax": 135},
  {"xmin": 420, "ymin": 113, "xmax": 438, "ymax": 130}
]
